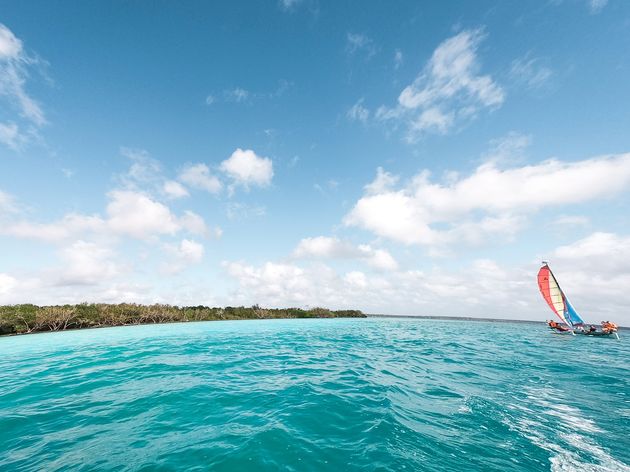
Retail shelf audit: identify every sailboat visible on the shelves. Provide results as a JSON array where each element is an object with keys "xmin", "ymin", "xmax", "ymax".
[{"xmin": 537, "ymin": 262, "xmax": 619, "ymax": 339}]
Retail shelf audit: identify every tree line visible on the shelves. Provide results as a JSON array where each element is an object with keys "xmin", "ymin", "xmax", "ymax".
[{"xmin": 0, "ymin": 304, "xmax": 366, "ymax": 336}]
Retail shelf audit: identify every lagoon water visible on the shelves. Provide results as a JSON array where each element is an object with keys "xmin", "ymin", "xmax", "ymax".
[{"xmin": 0, "ymin": 318, "xmax": 628, "ymax": 471}]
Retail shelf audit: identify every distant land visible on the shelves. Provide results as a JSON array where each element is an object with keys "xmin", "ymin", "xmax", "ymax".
[
  {"xmin": 0, "ymin": 304, "xmax": 365, "ymax": 336},
  {"xmin": 367, "ymin": 314, "xmax": 542, "ymax": 324},
  {"xmin": 368, "ymin": 314, "xmax": 628, "ymax": 329},
  {"xmin": 1, "ymin": 306, "xmax": 626, "ymax": 336}
]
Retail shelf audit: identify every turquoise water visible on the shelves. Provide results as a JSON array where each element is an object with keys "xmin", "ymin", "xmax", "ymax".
[{"xmin": 0, "ymin": 318, "xmax": 628, "ymax": 471}]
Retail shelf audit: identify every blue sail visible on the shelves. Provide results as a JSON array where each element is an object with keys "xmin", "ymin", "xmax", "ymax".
[{"xmin": 564, "ymin": 297, "xmax": 585, "ymax": 326}]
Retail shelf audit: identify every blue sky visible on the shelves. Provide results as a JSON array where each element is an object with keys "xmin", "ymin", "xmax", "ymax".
[{"xmin": 1, "ymin": 0, "xmax": 630, "ymax": 323}]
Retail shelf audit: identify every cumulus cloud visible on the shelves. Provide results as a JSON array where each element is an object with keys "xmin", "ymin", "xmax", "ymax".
[
  {"xmin": 56, "ymin": 240, "xmax": 122, "ymax": 286},
  {"xmin": 223, "ymin": 261, "xmax": 335, "ymax": 307},
  {"xmin": 1, "ymin": 190, "xmax": 210, "ymax": 243},
  {"xmin": 106, "ymin": 190, "xmax": 181, "ymax": 239},
  {"xmin": 0, "ymin": 25, "xmax": 22, "ymax": 58},
  {"xmin": 376, "ymin": 29, "xmax": 504, "ymax": 140},
  {"xmin": 0, "ymin": 273, "xmax": 17, "ymax": 295},
  {"xmin": 293, "ymin": 236, "xmax": 358, "ymax": 259},
  {"xmin": 2, "ymin": 213, "xmax": 106, "ymax": 242},
  {"xmin": 220, "ymin": 148, "xmax": 273, "ymax": 188},
  {"xmin": 224, "ymin": 232, "xmax": 630, "ymax": 325},
  {"xmin": 162, "ymin": 239, "xmax": 205, "ymax": 274},
  {"xmin": 221, "ymin": 257, "xmax": 534, "ymax": 317},
  {"xmin": 292, "ymin": 236, "xmax": 398, "ymax": 271},
  {"xmin": 178, "ymin": 163, "xmax": 223, "ymax": 194},
  {"xmin": 543, "ymin": 232, "xmax": 630, "ymax": 322},
  {"xmin": 345, "ymin": 153, "xmax": 630, "ymax": 248},
  {"xmin": 178, "ymin": 210, "xmax": 210, "ymax": 237},
  {"xmin": 163, "ymin": 180, "xmax": 189, "ymax": 199}
]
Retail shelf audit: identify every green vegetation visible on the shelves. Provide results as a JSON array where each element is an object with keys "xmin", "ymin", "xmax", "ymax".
[{"xmin": 0, "ymin": 304, "xmax": 365, "ymax": 336}]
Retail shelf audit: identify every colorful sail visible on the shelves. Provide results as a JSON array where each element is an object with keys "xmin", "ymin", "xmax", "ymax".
[
  {"xmin": 565, "ymin": 297, "xmax": 585, "ymax": 326},
  {"xmin": 537, "ymin": 263, "xmax": 584, "ymax": 327},
  {"xmin": 538, "ymin": 264, "xmax": 568, "ymax": 324}
]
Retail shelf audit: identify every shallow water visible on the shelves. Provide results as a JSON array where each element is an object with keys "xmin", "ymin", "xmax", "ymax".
[{"xmin": 0, "ymin": 318, "xmax": 628, "ymax": 471}]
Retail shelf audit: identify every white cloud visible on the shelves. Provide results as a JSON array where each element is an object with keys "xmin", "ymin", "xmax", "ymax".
[
  {"xmin": 222, "ymin": 237, "xmax": 630, "ymax": 324},
  {"xmin": 106, "ymin": 190, "xmax": 181, "ymax": 239},
  {"xmin": 118, "ymin": 148, "xmax": 193, "ymax": 201},
  {"xmin": 163, "ymin": 180, "xmax": 189, "ymax": 199},
  {"xmin": 0, "ymin": 121, "xmax": 27, "ymax": 150},
  {"xmin": 364, "ymin": 167, "xmax": 399, "ymax": 195},
  {"xmin": 220, "ymin": 148, "xmax": 273, "ymax": 188},
  {"xmin": 0, "ymin": 24, "xmax": 22, "ymax": 59},
  {"xmin": 0, "ymin": 189, "xmax": 17, "ymax": 215},
  {"xmin": 549, "ymin": 215, "xmax": 590, "ymax": 228},
  {"xmin": 221, "ymin": 258, "xmax": 529, "ymax": 317},
  {"xmin": 545, "ymin": 232, "xmax": 630, "ymax": 322},
  {"xmin": 344, "ymin": 270, "xmax": 367, "ymax": 288},
  {"xmin": 376, "ymin": 29, "xmax": 504, "ymax": 140},
  {"xmin": 292, "ymin": 236, "xmax": 398, "ymax": 271},
  {"xmin": 205, "ymin": 94, "xmax": 215, "ymax": 105},
  {"xmin": 178, "ymin": 163, "xmax": 223, "ymax": 194},
  {"xmin": 162, "ymin": 239, "xmax": 205, "ymax": 274},
  {"xmin": 175, "ymin": 239, "xmax": 204, "ymax": 264},
  {"xmin": 179, "ymin": 210, "xmax": 206, "ymax": 235},
  {"xmin": 223, "ymin": 260, "xmax": 332, "ymax": 306},
  {"xmin": 347, "ymin": 98, "xmax": 370, "ymax": 123},
  {"xmin": 2, "ymin": 196, "xmax": 208, "ymax": 243},
  {"xmin": 56, "ymin": 240, "xmax": 121, "ymax": 286},
  {"xmin": 0, "ymin": 273, "xmax": 17, "ymax": 295},
  {"xmin": 589, "ymin": 0, "xmax": 608, "ymax": 14},
  {"xmin": 2, "ymin": 213, "xmax": 106, "ymax": 242},
  {"xmin": 345, "ymin": 153, "xmax": 630, "ymax": 247},
  {"xmin": 293, "ymin": 236, "xmax": 358, "ymax": 259},
  {"xmin": 510, "ymin": 54, "xmax": 553, "ymax": 90},
  {"xmin": 360, "ymin": 245, "xmax": 399, "ymax": 271},
  {"xmin": 0, "ymin": 23, "xmax": 46, "ymax": 130},
  {"xmin": 552, "ymin": 232, "xmax": 630, "ymax": 273},
  {"xmin": 483, "ymin": 131, "xmax": 532, "ymax": 164}
]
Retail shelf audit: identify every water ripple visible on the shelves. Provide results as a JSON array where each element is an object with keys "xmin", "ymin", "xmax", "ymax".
[{"xmin": 1, "ymin": 318, "xmax": 628, "ymax": 471}]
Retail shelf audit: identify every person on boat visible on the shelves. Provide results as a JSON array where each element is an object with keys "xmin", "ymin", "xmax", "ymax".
[
  {"xmin": 587, "ymin": 325, "xmax": 596, "ymax": 333},
  {"xmin": 548, "ymin": 320, "xmax": 569, "ymax": 332},
  {"xmin": 601, "ymin": 321, "xmax": 618, "ymax": 333}
]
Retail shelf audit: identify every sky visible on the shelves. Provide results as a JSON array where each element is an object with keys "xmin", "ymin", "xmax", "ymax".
[{"xmin": 1, "ymin": 0, "xmax": 630, "ymax": 323}]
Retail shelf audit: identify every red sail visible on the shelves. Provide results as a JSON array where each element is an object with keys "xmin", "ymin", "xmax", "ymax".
[{"xmin": 537, "ymin": 265, "xmax": 568, "ymax": 324}]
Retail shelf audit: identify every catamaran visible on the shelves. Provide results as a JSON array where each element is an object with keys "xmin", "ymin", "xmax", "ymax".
[{"xmin": 537, "ymin": 262, "xmax": 619, "ymax": 339}]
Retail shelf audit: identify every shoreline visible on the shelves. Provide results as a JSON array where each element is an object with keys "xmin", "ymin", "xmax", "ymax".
[
  {"xmin": 0, "ymin": 303, "xmax": 365, "ymax": 337},
  {"xmin": 2, "ymin": 305, "xmax": 626, "ymax": 337}
]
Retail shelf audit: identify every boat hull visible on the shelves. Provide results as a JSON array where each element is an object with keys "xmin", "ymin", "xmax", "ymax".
[{"xmin": 576, "ymin": 331, "xmax": 617, "ymax": 337}]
